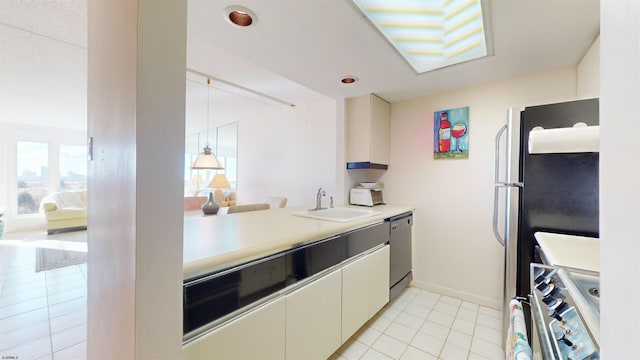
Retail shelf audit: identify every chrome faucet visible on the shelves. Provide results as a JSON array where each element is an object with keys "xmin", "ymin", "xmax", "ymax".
[{"xmin": 312, "ymin": 187, "xmax": 326, "ymax": 211}]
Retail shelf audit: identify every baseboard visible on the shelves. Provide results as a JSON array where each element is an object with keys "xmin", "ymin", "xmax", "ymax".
[{"xmin": 410, "ymin": 280, "xmax": 502, "ymax": 310}]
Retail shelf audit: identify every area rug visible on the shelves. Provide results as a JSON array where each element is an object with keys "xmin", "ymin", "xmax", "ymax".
[
  {"xmin": 31, "ymin": 230, "xmax": 88, "ymax": 272},
  {"xmin": 36, "ymin": 247, "xmax": 87, "ymax": 272}
]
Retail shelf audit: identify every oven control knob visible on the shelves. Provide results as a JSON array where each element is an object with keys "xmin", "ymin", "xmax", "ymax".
[
  {"xmin": 542, "ymin": 295, "xmax": 563, "ymax": 311},
  {"xmin": 534, "ymin": 274, "xmax": 552, "ymax": 285},
  {"xmin": 559, "ymin": 335, "xmax": 577, "ymax": 350},
  {"xmin": 551, "ymin": 312, "xmax": 566, "ymax": 324},
  {"xmin": 536, "ymin": 282, "xmax": 556, "ymax": 297}
]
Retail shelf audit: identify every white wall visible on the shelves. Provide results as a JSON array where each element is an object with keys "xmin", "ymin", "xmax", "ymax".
[
  {"xmin": 600, "ymin": 1, "xmax": 639, "ymax": 358},
  {"xmin": 236, "ymin": 96, "xmax": 339, "ymax": 208},
  {"xmin": 87, "ymin": 0, "xmax": 185, "ymax": 358},
  {"xmin": 380, "ymin": 68, "xmax": 580, "ymax": 307},
  {"xmin": 577, "ymin": 35, "xmax": 600, "ymax": 99}
]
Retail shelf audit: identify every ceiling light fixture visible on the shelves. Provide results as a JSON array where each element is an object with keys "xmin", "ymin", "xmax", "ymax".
[
  {"xmin": 192, "ymin": 78, "xmax": 224, "ymax": 170},
  {"xmin": 341, "ymin": 76, "xmax": 359, "ymax": 84},
  {"xmin": 351, "ymin": 0, "xmax": 491, "ymax": 74},
  {"xmin": 224, "ymin": 5, "xmax": 258, "ymax": 27}
]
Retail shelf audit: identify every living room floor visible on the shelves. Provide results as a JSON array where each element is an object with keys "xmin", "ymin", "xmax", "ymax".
[
  {"xmin": 0, "ymin": 230, "xmax": 504, "ymax": 360},
  {"xmin": 0, "ymin": 230, "xmax": 87, "ymax": 359}
]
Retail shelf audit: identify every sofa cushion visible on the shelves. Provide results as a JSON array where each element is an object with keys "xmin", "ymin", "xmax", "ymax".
[{"xmin": 54, "ymin": 192, "xmax": 86, "ymax": 209}]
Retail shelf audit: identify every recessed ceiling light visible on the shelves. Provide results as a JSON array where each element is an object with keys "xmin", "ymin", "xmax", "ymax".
[
  {"xmin": 351, "ymin": 0, "xmax": 491, "ymax": 74},
  {"xmin": 341, "ymin": 76, "xmax": 359, "ymax": 84},
  {"xmin": 224, "ymin": 5, "xmax": 258, "ymax": 27}
]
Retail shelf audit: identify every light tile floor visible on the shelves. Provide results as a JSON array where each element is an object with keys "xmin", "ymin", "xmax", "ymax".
[
  {"xmin": 0, "ymin": 231, "xmax": 87, "ymax": 360},
  {"xmin": 1, "ymin": 230, "xmax": 504, "ymax": 360},
  {"xmin": 331, "ymin": 288, "xmax": 505, "ymax": 360}
]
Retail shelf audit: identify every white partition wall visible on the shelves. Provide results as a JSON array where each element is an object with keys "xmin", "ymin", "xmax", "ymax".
[
  {"xmin": 600, "ymin": 1, "xmax": 640, "ymax": 358},
  {"xmin": 87, "ymin": 0, "xmax": 186, "ymax": 358}
]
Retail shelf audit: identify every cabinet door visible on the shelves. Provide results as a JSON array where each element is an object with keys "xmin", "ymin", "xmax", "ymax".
[
  {"xmin": 286, "ymin": 269, "xmax": 342, "ymax": 360},
  {"xmin": 368, "ymin": 245, "xmax": 390, "ymax": 315},
  {"xmin": 346, "ymin": 94, "xmax": 390, "ymax": 164},
  {"xmin": 346, "ymin": 95, "xmax": 372, "ymax": 163},
  {"xmin": 342, "ymin": 252, "xmax": 371, "ymax": 343},
  {"xmin": 341, "ymin": 245, "xmax": 390, "ymax": 343},
  {"xmin": 370, "ymin": 94, "xmax": 390, "ymax": 164},
  {"xmin": 183, "ymin": 297, "xmax": 285, "ymax": 359}
]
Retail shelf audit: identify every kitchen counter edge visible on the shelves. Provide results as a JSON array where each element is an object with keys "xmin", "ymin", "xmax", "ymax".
[{"xmin": 183, "ymin": 204, "xmax": 414, "ymax": 280}]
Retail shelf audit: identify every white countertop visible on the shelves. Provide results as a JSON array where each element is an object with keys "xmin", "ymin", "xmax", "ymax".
[
  {"xmin": 534, "ymin": 231, "xmax": 600, "ymax": 272},
  {"xmin": 183, "ymin": 204, "xmax": 414, "ymax": 279}
]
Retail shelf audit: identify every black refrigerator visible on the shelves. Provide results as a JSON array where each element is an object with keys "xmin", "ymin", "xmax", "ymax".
[
  {"xmin": 493, "ymin": 98, "xmax": 599, "ymax": 341},
  {"xmin": 517, "ymin": 98, "xmax": 599, "ymax": 296}
]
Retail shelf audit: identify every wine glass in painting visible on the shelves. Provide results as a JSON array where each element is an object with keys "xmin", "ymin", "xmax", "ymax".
[{"xmin": 451, "ymin": 122, "xmax": 467, "ymax": 153}]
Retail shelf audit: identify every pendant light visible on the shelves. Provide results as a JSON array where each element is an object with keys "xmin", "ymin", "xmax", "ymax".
[{"xmin": 192, "ymin": 78, "xmax": 224, "ymax": 170}]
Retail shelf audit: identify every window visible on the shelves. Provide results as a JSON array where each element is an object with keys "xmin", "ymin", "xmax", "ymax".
[
  {"xmin": 59, "ymin": 144, "xmax": 87, "ymax": 191},
  {"xmin": 16, "ymin": 141, "xmax": 48, "ymax": 215}
]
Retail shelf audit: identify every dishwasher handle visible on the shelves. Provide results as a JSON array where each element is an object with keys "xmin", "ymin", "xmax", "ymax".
[{"xmin": 390, "ymin": 214, "xmax": 413, "ymax": 232}]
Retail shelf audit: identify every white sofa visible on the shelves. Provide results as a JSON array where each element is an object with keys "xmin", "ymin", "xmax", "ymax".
[{"xmin": 41, "ymin": 191, "xmax": 87, "ymax": 234}]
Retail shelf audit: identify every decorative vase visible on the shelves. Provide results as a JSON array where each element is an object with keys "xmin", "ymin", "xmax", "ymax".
[{"xmin": 201, "ymin": 192, "xmax": 219, "ymax": 215}]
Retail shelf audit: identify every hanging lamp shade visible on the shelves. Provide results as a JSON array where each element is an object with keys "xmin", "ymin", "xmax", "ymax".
[
  {"xmin": 192, "ymin": 145, "xmax": 224, "ymax": 169},
  {"xmin": 192, "ymin": 77, "xmax": 224, "ymax": 170}
]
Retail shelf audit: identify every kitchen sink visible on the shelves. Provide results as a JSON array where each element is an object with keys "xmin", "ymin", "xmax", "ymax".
[{"xmin": 292, "ymin": 207, "xmax": 382, "ymax": 222}]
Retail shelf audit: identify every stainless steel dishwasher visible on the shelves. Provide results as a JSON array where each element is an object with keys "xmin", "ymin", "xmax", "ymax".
[{"xmin": 388, "ymin": 212, "xmax": 413, "ymax": 300}]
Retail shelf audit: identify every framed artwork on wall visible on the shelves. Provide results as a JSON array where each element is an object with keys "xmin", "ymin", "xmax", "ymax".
[{"xmin": 434, "ymin": 106, "xmax": 469, "ymax": 159}]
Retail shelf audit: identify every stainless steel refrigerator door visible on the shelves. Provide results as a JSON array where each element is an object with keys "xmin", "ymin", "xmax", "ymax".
[{"xmin": 493, "ymin": 108, "xmax": 522, "ymax": 346}]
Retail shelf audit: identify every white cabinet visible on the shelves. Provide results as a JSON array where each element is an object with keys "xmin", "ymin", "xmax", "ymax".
[
  {"xmin": 341, "ymin": 245, "xmax": 390, "ymax": 343},
  {"xmin": 368, "ymin": 245, "xmax": 391, "ymax": 315},
  {"xmin": 182, "ymin": 244, "xmax": 391, "ymax": 360},
  {"xmin": 347, "ymin": 93, "xmax": 391, "ymax": 167},
  {"xmin": 183, "ymin": 297, "xmax": 286, "ymax": 359},
  {"xmin": 285, "ymin": 269, "xmax": 342, "ymax": 360},
  {"xmin": 341, "ymin": 251, "xmax": 370, "ymax": 342}
]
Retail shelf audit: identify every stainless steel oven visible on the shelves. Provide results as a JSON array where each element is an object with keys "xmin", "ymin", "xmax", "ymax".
[{"xmin": 528, "ymin": 264, "xmax": 600, "ymax": 360}]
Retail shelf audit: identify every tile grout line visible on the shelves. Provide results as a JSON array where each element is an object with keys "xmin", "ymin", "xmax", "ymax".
[
  {"xmin": 397, "ymin": 304, "xmax": 432, "ymax": 359},
  {"xmin": 394, "ymin": 294, "xmax": 429, "ymax": 358},
  {"xmin": 437, "ymin": 299, "xmax": 460, "ymax": 359},
  {"xmin": 468, "ymin": 302, "xmax": 480, "ymax": 352},
  {"xmin": 44, "ymin": 268, "xmax": 54, "ymax": 358}
]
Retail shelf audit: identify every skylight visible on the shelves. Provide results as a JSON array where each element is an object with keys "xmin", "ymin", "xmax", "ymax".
[{"xmin": 352, "ymin": 0, "xmax": 490, "ymax": 74}]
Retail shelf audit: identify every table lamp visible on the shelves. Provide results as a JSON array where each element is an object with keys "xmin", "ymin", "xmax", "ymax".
[{"xmin": 208, "ymin": 174, "xmax": 231, "ymax": 205}]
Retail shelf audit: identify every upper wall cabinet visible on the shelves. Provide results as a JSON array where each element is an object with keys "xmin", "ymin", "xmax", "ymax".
[{"xmin": 346, "ymin": 94, "xmax": 390, "ymax": 170}]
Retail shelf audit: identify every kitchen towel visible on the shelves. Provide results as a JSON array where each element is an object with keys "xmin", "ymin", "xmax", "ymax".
[
  {"xmin": 528, "ymin": 123, "xmax": 599, "ymax": 154},
  {"xmin": 506, "ymin": 299, "xmax": 533, "ymax": 360}
]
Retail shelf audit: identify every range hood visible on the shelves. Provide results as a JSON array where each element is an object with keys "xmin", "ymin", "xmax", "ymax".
[{"xmin": 346, "ymin": 162, "xmax": 388, "ymax": 170}]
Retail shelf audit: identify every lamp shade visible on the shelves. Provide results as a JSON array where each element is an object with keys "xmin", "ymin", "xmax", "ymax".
[
  {"xmin": 208, "ymin": 173, "xmax": 230, "ymax": 189},
  {"xmin": 192, "ymin": 145, "xmax": 224, "ymax": 170}
]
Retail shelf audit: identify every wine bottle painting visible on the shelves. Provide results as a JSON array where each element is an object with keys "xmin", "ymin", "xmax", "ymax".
[{"xmin": 434, "ymin": 106, "xmax": 469, "ymax": 159}]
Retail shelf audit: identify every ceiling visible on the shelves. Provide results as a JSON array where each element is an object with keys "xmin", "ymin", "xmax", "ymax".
[
  {"xmin": 0, "ymin": 0, "xmax": 600, "ymax": 132},
  {"xmin": 188, "ymin": 0, "xmax": 600, "ymax": 104}
]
